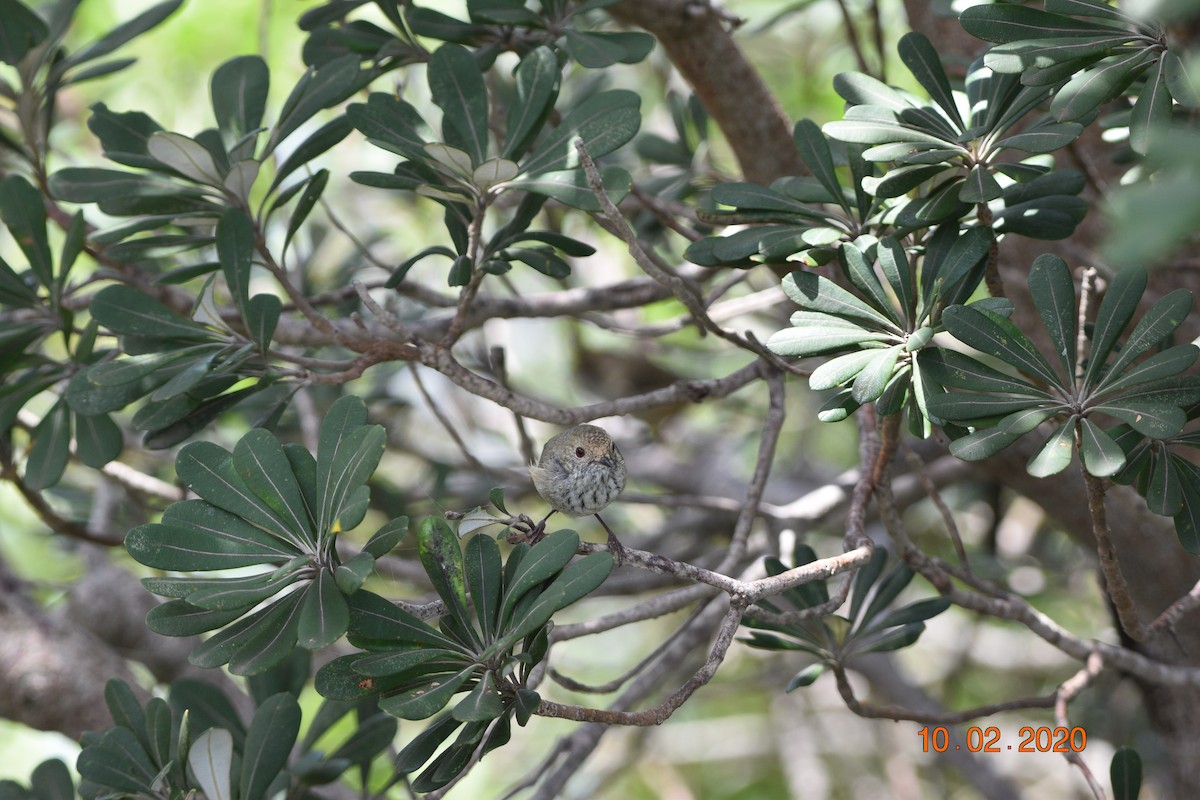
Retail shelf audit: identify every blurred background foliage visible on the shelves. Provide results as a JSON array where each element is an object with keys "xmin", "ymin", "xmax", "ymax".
[{"xmin": 0, "ymin": 0, "xmax": 1188, "ymax": 797}]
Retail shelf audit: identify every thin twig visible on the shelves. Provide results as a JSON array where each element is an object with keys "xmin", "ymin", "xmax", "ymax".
[
  {"xmin": 409, "ymin": 364, "xmax": 488, "ymax": 472},
  {"xmin": 832, "ymin": 664, "xmax": 1057, "ymax": 724},
  {"xmin": 903, "ymin": 442, "xmax": 971, "ymax": 572},
  {"xmin": 1055, "ymin": 652, "xmax": 1107, "ymax": 800}
]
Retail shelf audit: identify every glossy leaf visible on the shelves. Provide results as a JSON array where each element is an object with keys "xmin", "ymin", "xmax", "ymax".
[
  {"xmin": 1078, "ymin": 418, "xmax": 1125, "ymax": 477},
  {"xmin": 942, "ymin": 305, "xmax": 1060, "ymax": 386},
  {"xmin": 126, "ymin": 500, "xmax": 300, "ymax": 571},
  {"xmin": 782, "ymin": 270, "xmax": 900, "ymax": 331},
  {"xmin": 465, "ymin": 533, "xmax": 503, "ymax": 641},
  {"xmin": 379, "ymin": 667, "xmax": 474, "ymax": 720},
  {"xmin": 24, "ymin": 401, "xmax": 71, "ymax": 490},
  {"xmin": 1027, "ymin": 419, "xmax": 1076, "ymax": 477},
  {"xmin": 897, "ymin": 33, "xmax": 963, "ymax": 128},
  {"xmin": 0, "ymin": 175, "xmax": 53, "ymax": 287}
]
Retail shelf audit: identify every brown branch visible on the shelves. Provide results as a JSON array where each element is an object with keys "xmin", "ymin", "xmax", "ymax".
[
  {"xmin": 832, "ymin": 664, "xmax": 1057, "ymax": 724},
  {"xmin": 609, "ymin": 0, "xmax": 802, "ymax": 184},
  {"xmin": 1079, "ymin": 458, "xmax": 1147, "ymax": 642},
  {"xmin": 1055, "ymin": 652, "xmax": 1107, "ymax": 800}
]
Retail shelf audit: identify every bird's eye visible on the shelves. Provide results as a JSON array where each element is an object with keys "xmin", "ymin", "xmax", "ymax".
[{"xmin": 575, "ymin": 447, "xmax": 585, "ymax": 458}]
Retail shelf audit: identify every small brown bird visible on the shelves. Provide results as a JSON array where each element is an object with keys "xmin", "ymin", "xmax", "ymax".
[{"xmin": 529, "ymin": 424, "xmax": 628, "ymax": 561}]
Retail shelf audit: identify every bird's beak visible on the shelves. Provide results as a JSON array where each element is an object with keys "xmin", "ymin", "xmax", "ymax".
[{"xmin": 598, "ymin": 455, "xmax": 615, "ymax": 469}]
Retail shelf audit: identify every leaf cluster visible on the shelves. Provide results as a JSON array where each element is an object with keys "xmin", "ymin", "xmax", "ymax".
[
  {"xmin": 125, "ymin": 396, "xmax": 399, "ymax": 675},
  {"xmin": 742, "ymin": 547, "xmax": 950, "ymax": 691},
  {"xmin": 316, "ymin": 525, "xmax": 612, "ymax": 792}
]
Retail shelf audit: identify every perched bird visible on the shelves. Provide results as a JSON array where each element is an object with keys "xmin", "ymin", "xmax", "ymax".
[{"xmin": 529, "ymin": 424, "xmax": 628, "ymax": 561}]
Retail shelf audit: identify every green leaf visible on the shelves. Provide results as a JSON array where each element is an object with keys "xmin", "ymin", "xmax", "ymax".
[
  {"xmin": 316, "ymin": 396, "xmax": 383, "ymax": 537},
  {"xmin": 1028, "ymin": 254, "xmax": 1078, "ymax": 377},
  {"xmin": 785, "ymin": 663, "xmax": 826, "ymax": 691},
  {"xmin": 518, "ymin": 90, "xmax": 641, "ymax": 176},
  {"xmin": 809, "ymin": 349, "xmax": 881, "ymax": 391},
  {"xmin": 395, "ymin": 715, "xmax": 462, "ymax": 774},
  {"xmin": 465, "ymin": 533, "xmax": 503, "ymax": 641},
  {"xmin": 948, "ymin": 426, "xmax": 1021, "ymax": 461},
  {"xmin": 832, "ymin": 72, "xmax": 912, "ymax": 111},
  {"xmin": 0, "ymin": 0, "xmax": 48, "ymax": 65},
  {"xmin": 77, "ymin": 728, "xmax": 156, "ymax": 794},
  {"xmin": 959, "ymin": 164, "xmax": 1003, "ymax": 203},
  {"xmin": 498, "ymin": 551, "xmax": 613, "ymax": 649},
  {"xmin": 60, "ymin": 0, "xmax": 181, "ymax": 70},
  {"xmin": 189, "ymin": 728, "xmax": 233, "ymax": 800},
  {"xmin": 379, "ymin": 667, "xmax": 475, "ymax": 720},
  {"xmin": 1027, "ymin": 419, "xmax": 1076, "ymax": 477},
  {"xmin": 1095, "ymin": 345, "xmax": 1198, "ymax": 397},
  {"xmin": 840, "ymin": 243, "xmax": 898, "ymax": 325},
  {"xmin": 0, "ymin": 175, "xmax": 53, "ymax": 288},
  {"xmin": 24, "ymin": 400, "xmax": 71, "ymax": 490},
  {"xmin": 1164, "ymin": 51, "xmax": 1200, "ymax": 110},
  {"xmin": 1110, "ymin": 746, "xmax": 1143, "ymax": 800},
  {"xmin": 877, "ymin": 238, "xmax": 915, "ymax": 322},
  {"xmin": 146, "ymin": 600, "xmax": 244, "ymax": 636},
  {"xmin": 245, "ymin": 293, "xmax": 280, "ymax": 353},
  {"xmin": 1102, "ymin": 289, "xmax": 1193, "ymax": 383},
  {"xmin": 451, "ymin": 671, "xmax": 505, "ymax": 721},
  {"xmin": 148, "ymin": 132, "xmax": 223, "ymax": 184},
  {"xmin": 126, "ymin": 503, "xmax": 301, "ymax": 571},
  {"xmin": 417, "ymin": 517, "xmax": 473, "ymax": 634},
  {"xmin": 428, "ymin": 44, "xmax": 489, "ymax": 166},
  {"xmin": 283, "ymin": 167, "xmax": 329, "ymax": 256},
  {"xmin": 240, "ymin": 694, "xmax": 300, "ymax": 800},
  {"xmin": 897, "ymin": 33, "xmax": 963, "ymax": 129},
  {"xmin": 347, "ymin": 590, "xmax": 463, "ymax": 651},
  {"xmin": 793, "ymin": 118, "xmax": 850, "ymax": 214},
  {"xmin": 30, "ymin": 760, "xmax": 74, "ymax": 800},
  {"xmin": 90, "ymin": 285, "xmax": 214, "ymax": 341},
  {"xmin": 72, "ymin": 412, "xmax": 121, "ymax": 470},
  {"xmin": 1173, "ymin": 462, "xmax": 1200, "ymax": 555},
  {"xmin": 176, "ymin": 441, "xmax": 303, "ymax": 548},
  {"xmin": 1130, "ymin": 56, "xmax": 1171, "ymax": 155},
  {"xmin": 1051, "ymin": 50, "xmax": 1152, "ymax": 122},
  {"xmin": 852, "ymin": 345, "xmax": 903, "ymax": 404},
  {"xmin": 179, "ymin": 569, "xmax": 305, "ymax": 612},
  {"xmin": 234, "ymin": 428, "xmax": 314, "ymax": 545},
  {"xmin": 782, "ymin": 270, "xmax": 900, "ymax": 332},
  {"xmin": 961, "ymin": 5, "xmax": 1128, "ymax": 44},
  {"xmin": 505, "ymin": 247, "xmax": 571, "ymax": 278},
  {"xmin": 503, "ymin": 46, "xmax": 559, "ymax": 160},
  {"xmin": 270, "ymin": 115, "xmax": 353, "ymax": 192},
  {"xmin": 823, "ymin": 119, "xmax": 958, "ymax": 149},
  {"xmin": 298, "ymin": 568, "xmax": 350, "ymax": 649},
  {"xmin": 212, "ymin": 55, "xmax": 269, "ymax": 142},
  {"xmin": 503, "ymin": 167, "xmax": 631, "ymax": 211},
  {"xmin": 364, "ymin": 516, "xmax": 409, "ymax": 559},
  {"xmin": 217, "ymin": 207, "xmax": 255, "ymax": 315},
  {"xmin": 352, "ymin": 646, "xmax": 466, "ymax": 678},
  {"xmin": 994, "ymin": 122, "xmax": 1083, "ymax": 153},
  {"xmin": 768, "ymin": 317, "xmax": 891, "ymax": 357},
  {"xmin": 1078, "ymin": 418, "xmax": 1125, "ymax": 477},
  {"xmin": 271, "ymin": 55, "xmax": 367, "ymax": 153},
  {"xmin": 347, "ymin": 93, "xmax": 430, "ymax": 161},
  {"xmin": 942, "ymin": 305, "xmax": 1061, "ymax": 386},
  {"xmin": 499, "ymin": 530, "xmax": 580, "ymax": 627}
]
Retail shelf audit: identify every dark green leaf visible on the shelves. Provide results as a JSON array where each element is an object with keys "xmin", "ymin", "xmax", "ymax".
[
  {"xmin": 504, "ymin": 166, "xmax": 631, "ymax": 211},
  {"xmin": 1027, "ymin": 419, "xmax": 1076, "ymax": 477},
  {"xmin": 959, "ymin": 164, "xmax": 1003, "ymax": 203},
  {"xmin": 234, "ymin": 428, "xmax": 314, "ymax": 544},
  {"xmin": 465, "ymin": 532, "xmax": 502, "ymax": 641},
  {"xmin": 960, "ymin": 5, "xmax": 1128, "ymax": 44},
  {"xmin": 24, "ymin": 401, "xmax": 71, "ymax": 490},
  {"xmin": 395, "ymin": 715, "xmax": 462, "ymax": 774},
  {"xmin": 30, "ymin": 760, "xmax": 74, "ymax": 800},
  {"xmin": 346, "ymin": 590, "xmax": 463, "ymax": 651},
  {"xmin": 217, "ymin": 207, "xmax": 255, "ymax": 315},
  {"xmin": 782, "ymin": 270, "xmax": 900, "ymax": 331},
  {"xmin": 298, "ymin": 568, "xmax": 350, "ymax": 649},
  {"xmin": 502, "ymin": 46, "xmax": 559, "ymax": 160},
  {"xmin": 270, "ymin": 115, "xmax": 353, "ymax": 192},
  {"xmin": 942, "ymin": 305, "xmax": 1061, "ymax": 386},
  {"xmin": 1029, "ymin": 254, "xmax": 1077, "ymax": 376},
  {"xmin": 1164, "ymin": 51, "xmax": 1200, "ymax": 110},
  {"xmin": 379, "ymin": 667, "xmax": 474, "ymax": 720},
  {"xmin": 351, "ymin": 646, "xmax": 467, "ymax": 678},
  {"xmin": 0, "ymin": 175, "xmax": 52, "ymax": 287},
  {"xmin": 451, "ymin": 671, "xmax": 505, "ymax": 721},
  {"xmin": 1110, "ymin": 746, "xmax": 1143, "ymax": 800},
  {"xmin": 271, "ymin": 55, "xmax": 367, "ymax": 153},
  {"xmin": 994, "ymin": 122, "xmax": 1083, "ymax": 153},
  {"xmin": 364, "ymin": 516, "xmax": 409, "ymax": 559},
  {"xmin": 1102, "ymin": 289, "xmax": 1192, "ymax": 383},
  {"xmin": 315, "ymin": 396, "xmax": 380, "ymax": 535},
  {"xmin": 877, "ymin": 238, "xmax": 915, "ymax": 322},
  {"xmin": 75, "ymin": 413, "xmax": 123, "ymax": 468},
  {"xmin": 1078, "ymin": 418, "xmax": 1125, "ymax": 477},
  {"xmin": 947, "ymin": 426, "xmax": 1021, "ymax": 460},
  {"xmin": 146, "ymin": 600, "xmax": 244, "ymax": 637},
  {"xmin": 852, "ymin": 345, "xmax": 902, "ymax": 404},
  {"xmin": 0, "ymin": 0, "xmax": 47, "ymax": 65},
  {"xmin": 283, "ymin": 168, "xmax": 329, "ymax": 256},
  {"xmin": 498, "ymin": 551, "xmax": 613, "ymax": 649},
  {"xmin": 212, "ymin": 55, "xmax": 269, "ymax": 143},
  {"xmin": 898, "ymin": 33, "xmax": 963, "ymax": 128},
  {"xmin": 418, "ymin": 516, "xmax": 473, "ymax": 632},
  {"xmin": 793, "ymin": 118, "xmax": 850, "ymax": 214},
  {"xmin": 1051, "ymin": 50, "xmax": 1152, "ymax": 122},
  {"xmin": 347, "ymin": 93, "xmax": 430, "ymax": 161},
  {"xmin": 91, "ymin": 285, "xmax": 214, "ymax": 341},
  {"xmin": 240, "ymin": 694, "xmax": 300, "ymax": 800},
  {"xmin": 518, "ymin": 90, "xmax": 641, "ymax": 176},
  {"xmin": 126, "ymin": 505, "xmax": 301, "ymax": 572},
  {"xmin": 1173, "ymin": 462, "xmax": 1200, "ymax": 555},
  {"xmin": 428, "ymin": 44, "xmax": 489, "ymax": 166}
]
